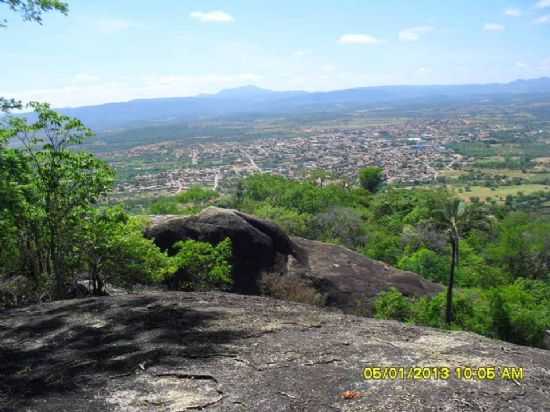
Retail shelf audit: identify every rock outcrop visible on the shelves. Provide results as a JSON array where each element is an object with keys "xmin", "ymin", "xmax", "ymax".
[
  {"xmin": 1, "ymin": 292, "xmax": 549, "ymax": 411},
  {"xmin": 146, "ymin": 207, "xmax": 298, "ymax": 294},
  {"xmin": 287, "ymin": 237, "xmax": 443, "ymax": 313},
  {"xmin": 146, "ymin": 207, "xmax": 442, "ymax": 312}
]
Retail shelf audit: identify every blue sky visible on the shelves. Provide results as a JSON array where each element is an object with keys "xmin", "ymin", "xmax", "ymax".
[{"xmin": 1, "ymin": 0, "xmax": 550, "ymax": 107}]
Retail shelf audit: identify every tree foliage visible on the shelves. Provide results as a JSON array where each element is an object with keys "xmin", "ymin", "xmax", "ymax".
[
  {"xmin": 359, "ymin": 166, "xmax": 384, "ymax": 193},
  {"xmin": 159, "ymin": 238, "xmax": 233, "ymax": 291},
  {"xmin": 1, "ymin": 103, "xmax": 115, "ymax": 297},
  {"xmin": 0, "ymin": 0, "xmax": 68, "ymax": 26}
]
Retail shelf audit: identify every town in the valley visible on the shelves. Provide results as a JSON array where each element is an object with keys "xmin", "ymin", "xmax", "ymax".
[{"xmin": 103, "ymin": 116, "xmax": 544, "ymax": 197}]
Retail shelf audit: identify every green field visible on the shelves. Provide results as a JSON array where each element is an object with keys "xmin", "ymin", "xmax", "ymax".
[{"xmin": 453, "ymin": 184, "xmax": 550, "ymax": 201}]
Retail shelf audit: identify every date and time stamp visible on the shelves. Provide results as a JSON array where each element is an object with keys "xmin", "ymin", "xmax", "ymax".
[{"xmin": 362, "ymin": 366, "xmax": 525, "ymax": 382}]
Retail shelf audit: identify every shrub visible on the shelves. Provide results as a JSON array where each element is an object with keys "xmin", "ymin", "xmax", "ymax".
[
  {"xmin": 176, "ymin": 186, "xmax": 218, "ymax": 205},
  {"xmin": 94, "ymin": 215, "xmax": 173, "ymax": 290},
  {"xmin": 398, "ymin": 247, "xmax": 449, "ymax": 283},
  {"xmin": 253, "ymin": 204, "xmax": 312, "ymax": 237},
  {"xmin": 149, "ymin": 197, "xmax": 182, "ymax": 215},
  {"xmin": 310, "ymin": 207, "xmax": 367, "ymax": 249},
  {"xmin": 159, "ymin": 238, "xmax": 233, "ymax": 291},
  {"xmin": 373, "ymin": 288, "xmax": 412, "ymax": 322}
]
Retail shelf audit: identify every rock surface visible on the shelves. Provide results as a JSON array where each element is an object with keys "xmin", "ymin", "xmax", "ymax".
[
  {"xmin": 287, "ymin": 237, "xmax": 442, "ymax": 313},
  {"xmin": 1, "ymin": 292, "xmax": 549, "ymax": 411},
  {"xmin": 146, "ymin": 208, "xmax": 442, "ymax": 311}
]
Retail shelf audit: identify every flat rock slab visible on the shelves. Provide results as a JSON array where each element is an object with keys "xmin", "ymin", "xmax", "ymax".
[{"xmin": 1, "ymin": 292, "xmax": 549, "ymax": 411}]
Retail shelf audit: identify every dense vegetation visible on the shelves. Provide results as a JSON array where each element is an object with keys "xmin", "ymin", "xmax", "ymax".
[
  {"xmin": 0, "ymin": 104, "xmax": 233, "ymax": 306},
  {"xmin": 3, "ymin": 102, "xmax": 547, "ymax": 348},
  {"xmin": 181, "ymin": 173, "xmax": 548, "ymax": 348}
]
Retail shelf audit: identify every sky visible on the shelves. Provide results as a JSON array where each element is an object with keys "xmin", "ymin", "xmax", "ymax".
[{"xmin": 1, "ymin": 0, "xmax": 550, "ymax": 107}]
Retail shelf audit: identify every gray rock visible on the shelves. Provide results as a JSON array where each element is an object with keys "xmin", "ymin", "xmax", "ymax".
[
  {"xmin": 146, "ymin": 207, "xmax": 298, "ymax": 294},
  {"xmin": 146, "ymin": 208, "xmax": 442, "ymax": 312},
  {"xmin": 287, "ymin": 237, "xmax": 443, "ymax": 314},
  {"xmin": 0, "ymin": 292, "xmax": 548, "ymax": 411}
]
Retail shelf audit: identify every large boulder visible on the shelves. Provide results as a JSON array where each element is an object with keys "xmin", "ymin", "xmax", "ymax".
[
  {"xmin": 146, "ymin": 208, "xmax": 442, "ymax": 312},
  {"xmin": 146, "ymin": 207, "xmax": 299, "ymax": 294},
  {"xmin": 287, "ymin": 237, "xmax": 443, "ymax": 313}
]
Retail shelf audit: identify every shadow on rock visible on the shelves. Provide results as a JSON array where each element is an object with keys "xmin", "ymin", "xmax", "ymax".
[{"xmin": 0, "ymin": 294, "xmax": 247, "ymax": 409}]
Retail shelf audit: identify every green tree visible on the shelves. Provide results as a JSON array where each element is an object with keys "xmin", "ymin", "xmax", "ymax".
[
  {"xmin": 3, "ymin": 102, "xmax": 114, "ymax": 298},
  {"xmin": 159, "ymin": 238, "xmax": 233, "ymax": 291},
  {"xmin": 78, "ymin": 211, "xmax": 173, "ymax": 294},
  {"xmin": 398, "ymin": 247, "xmax": 449, "ymax": 283},
  {"xmin": 359, "ymin": 166, "xmax": 384, "ymax": 193},
  {"xmin": 489, "ymin": 213, "xmax": 550, "ymax": 280}
]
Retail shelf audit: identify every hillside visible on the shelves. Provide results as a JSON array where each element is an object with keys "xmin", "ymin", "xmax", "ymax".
[{"xmin": 1, "ymin": 292, "xmax": 549, "ymax": 411}]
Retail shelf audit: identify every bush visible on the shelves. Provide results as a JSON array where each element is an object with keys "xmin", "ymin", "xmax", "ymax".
[
  {"xmin": 373, "ymin": 288, "xmax": 412, "ymax": 322},
  {"xmin": 310, "ymin": 207, "xmax": 367, "ymax": 249},
  {"xmin": 398, "ymin": 247, "xmax": 448, "ymax": 283},
  {"xmin": 0, "ymin": 275, "xmax": 45, "ymax": 309},
  {"xmin": 409, "ymin": 294, "xmax": 446, "ymax": 328},
  {"xmin": 260, "ymin": 272, "xmax": 326, "ymax": 306},
  {"xmin": 253, "ymin": 204, "xmax": 312, "ymax": 237},
  {"xmin": 159, "ymin": 238, "xmax": 233, "ymax": 291},
  {"xmin": 149, "ymin": 197, "xmax": 182, "ymax": 215},
  {"xmin": 94, "ymin": 215, "xmax": 173, "ymax": 290},
  {"xmin": 176, "ymin": 186, "xmax": 218, "ymax": 205},
  {"xmin": 493, "ymin": 279, "xmax": 550, "ymax": 347}
]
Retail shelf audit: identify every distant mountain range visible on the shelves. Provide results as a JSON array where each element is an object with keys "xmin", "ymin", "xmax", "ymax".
[{"xmin": 47, "ymin": 77, "xmax": 550, "ymax": 132}]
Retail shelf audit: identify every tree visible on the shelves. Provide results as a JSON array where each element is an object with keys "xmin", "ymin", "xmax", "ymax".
[
  {"xmin": 3, "ymin": 102, "xmax": 114, "ymax": 298},
  {"xmin": 1, "ymin": 1, "xmax": 69, "ymax": 112},
  {"xmin": 359, "ymin": 167, "xmax": 384, "ymax": 193},
  {"xmin": 433, "ymin": 198, "xmax": 465, "ymax": 325},
  {"xmin": 1, "ymin": 97, "xmax": 22, "ymax": 112},
  {"xmin": 78, "ymin": 211, "xmax": 173, "ymax": 294},
  {"xmin": 0, "ymin": 0, "xmax": 68, "ymax": 26}
]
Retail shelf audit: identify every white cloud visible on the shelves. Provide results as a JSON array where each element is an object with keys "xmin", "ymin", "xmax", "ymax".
[
  {"xmin": 534, "ymin": 14, "xmax": 550, "ymax": 23},
  {"xmin": 398, "ymin": 26, "xmax": 433, "ymax": 42},
  {"xmin": 338, "ymin": 34, "xmax": 380, "ymax": 45},
  {"xmin": 483, "ymin": 23, "xmax": 505, "ymax": 31},
  {"xmin": 97, "ymin": 19, "xmax": 132, "ymax": 33},
  {"xmin": 535, "ymin": 0, "xmax": 550, "ymax": 9},
  {"xmin": 504, "ymin": 8, "xmax": 522, "ymax": 16},
  {"xmin": 190, "ymin": 10, "xmax": 234, "ymax": 23}
]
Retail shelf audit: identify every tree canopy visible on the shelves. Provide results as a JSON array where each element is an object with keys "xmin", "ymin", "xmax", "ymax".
[{"xmin": 359, "ymin": 166, "xmax": 384, "ymax": 193}]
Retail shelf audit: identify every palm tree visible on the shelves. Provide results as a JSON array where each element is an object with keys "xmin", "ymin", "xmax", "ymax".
[{"xmin": 435, "ymin": 198, "xmax": 465, "ymax": 325}]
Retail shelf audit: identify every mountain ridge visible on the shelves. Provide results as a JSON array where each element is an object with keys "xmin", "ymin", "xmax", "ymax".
[{"xmin": 18, "ymin": 77, "xmax": 550, "ymax": 132}]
